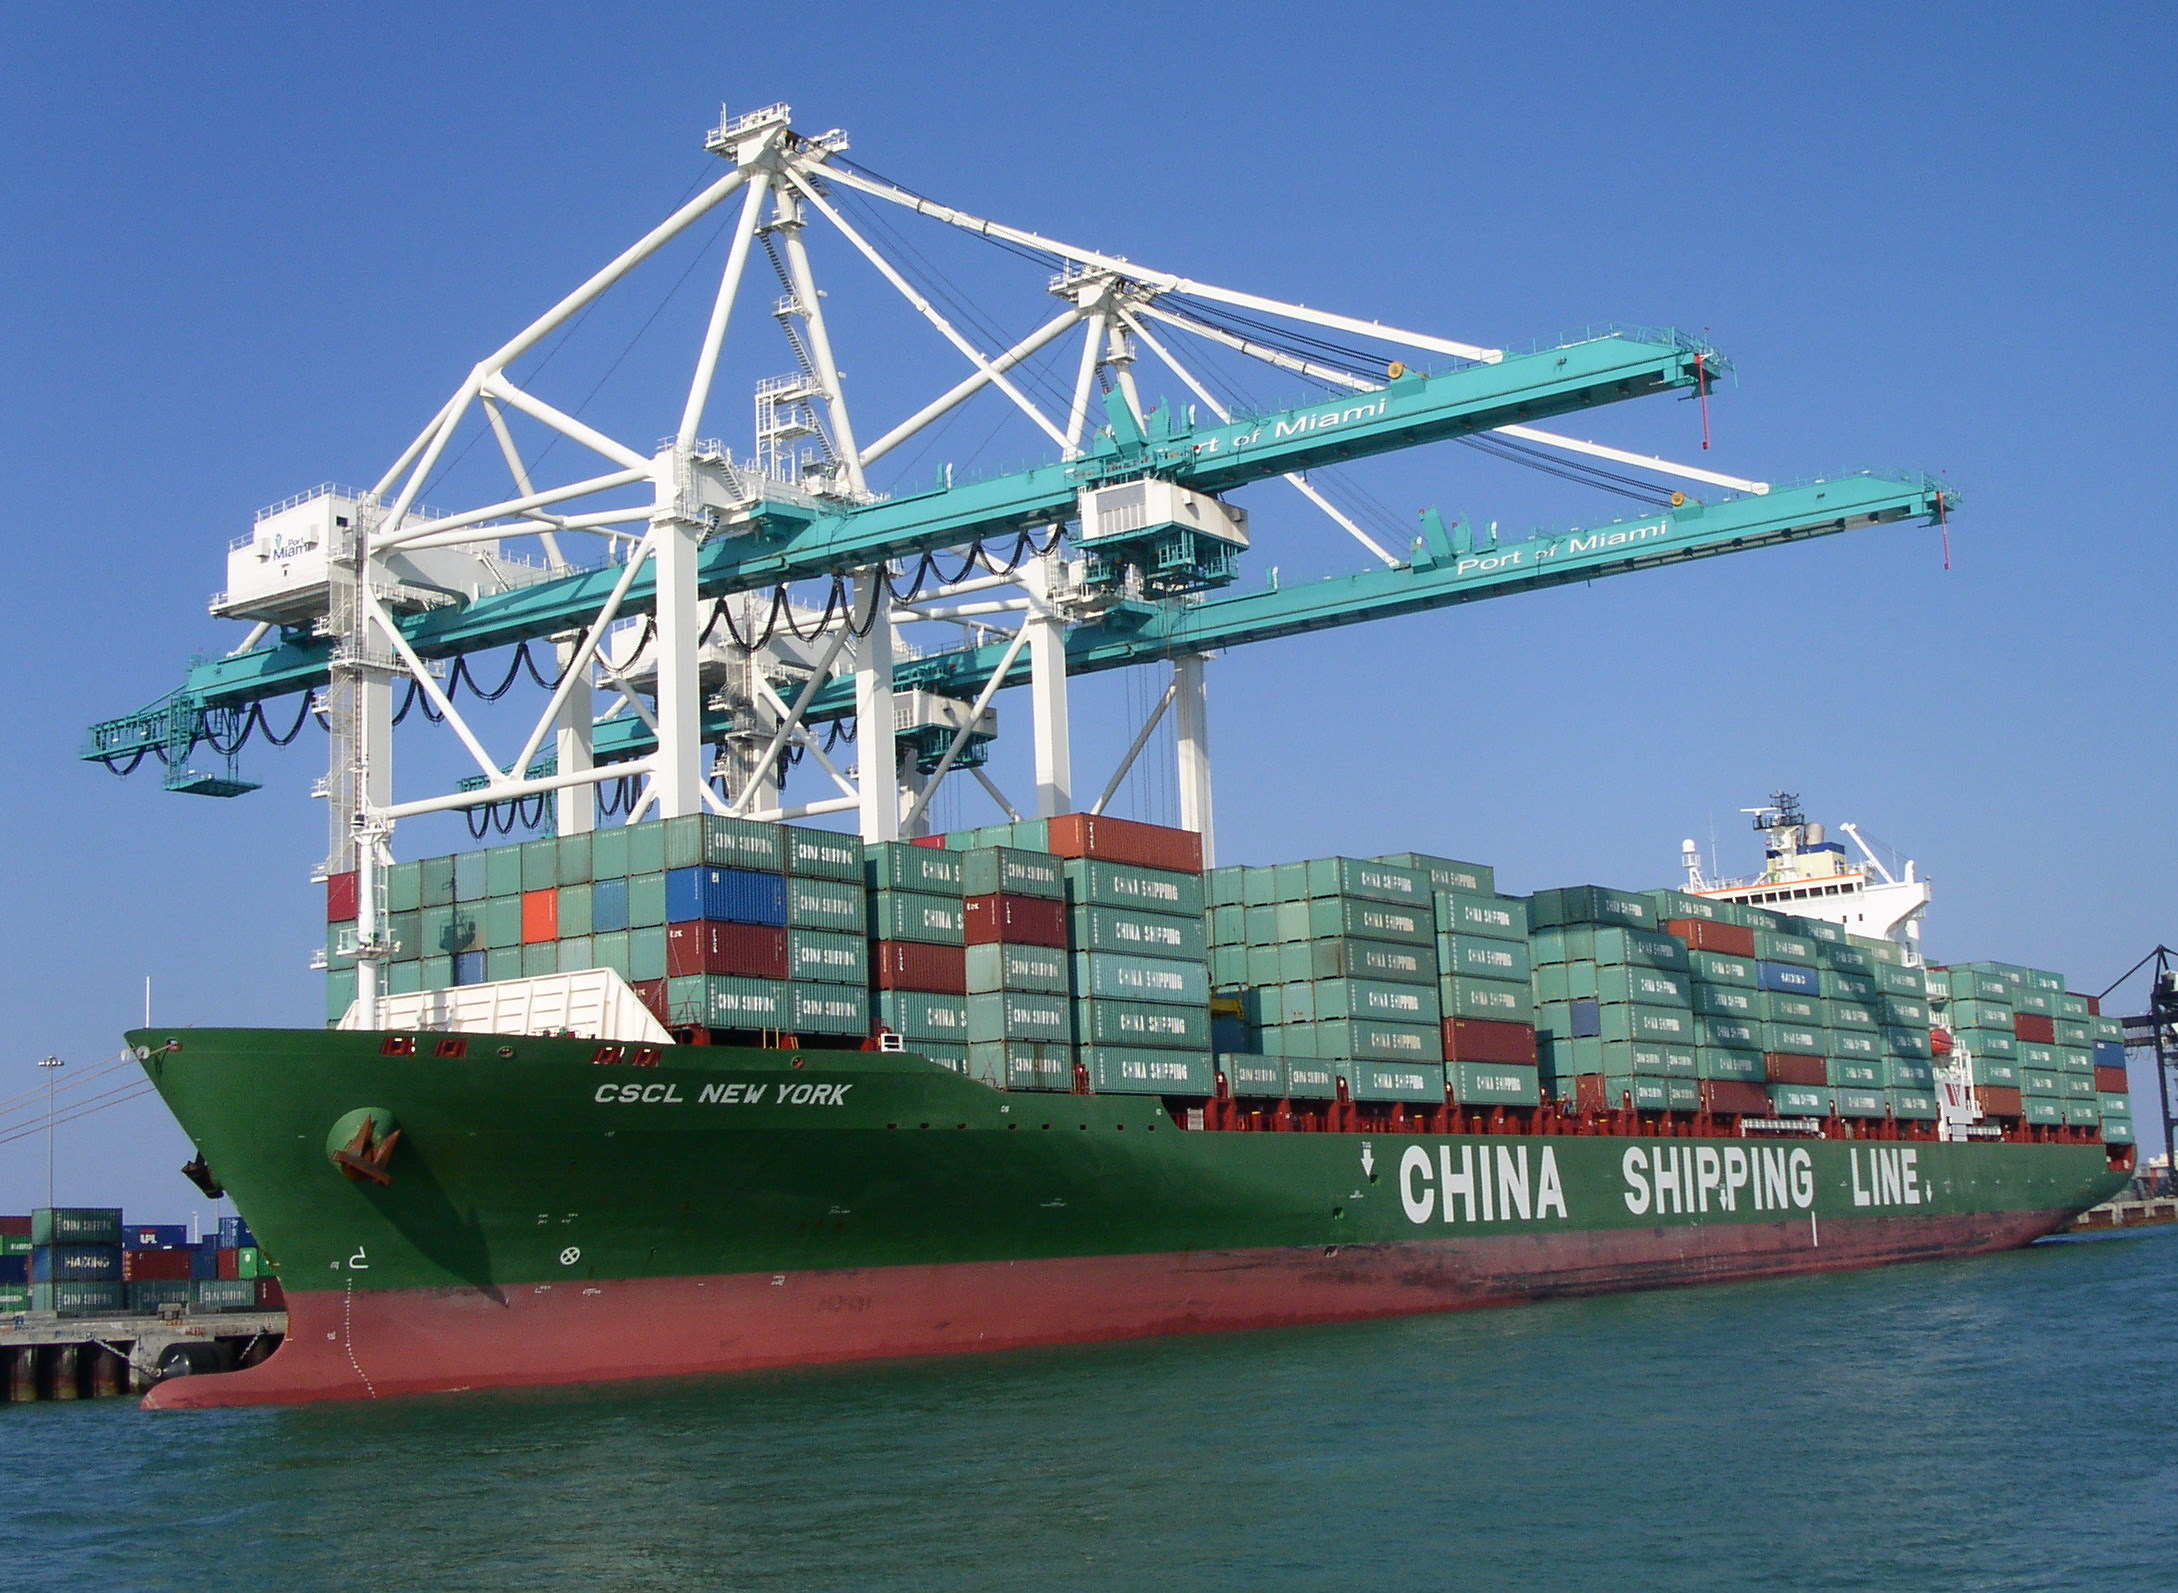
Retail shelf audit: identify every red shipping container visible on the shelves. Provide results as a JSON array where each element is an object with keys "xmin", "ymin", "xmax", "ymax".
[
  {"xmin": 0, "ymin": 1215, "xmax": 29, "ymax": 1238},
  {"xmin": 1764, "ymin": 1052, "xmax": 1828, "ymax": 1086},
  {"xmin": 1700, "ymin": 1079, "xmax": 1773, "ymax": 1116},
  {"xmin": 326, "ymin": 870, "xmax": 358, "ymax": 924},
  {"xmin": 1663, "ymin": 918, "xmax": 1758, "ymax": 958},
  {"xmin": 1043, "ymin": 813, "xmax": 1202, "ymax": 874},
  {"xmin": 2085, "ymin": 994, "xmax": 2102, "ymax": 1016},
  {"xmin": 666, "ymin": 921, "xmax": 789, "ymax": 979},
  {"xmin": 1975, "ymin": 1084, "xmax": 2024, "ymax": 1116},
  {"xmin": 256, "ymin": 1277, "xmax": 286, "ymax": 1310},
  {"xmin": 216, "ymin": 1248, "xmax": 240, "ymax": 1281},
  {"xmin": 1442, "ymin": 1017, "xmax": 1537, "ymax": 1065},
  {"xmin": 123, "ymin": 1248, "xmax": 193, "ymax": 1282},
  {"xmin": 632, "ymin": 977, "xmax": 670, "ymax": 1024},
  {"xmin": 870, "ymin": 940, "xmax": 967, "ymax": 995},
  {"xmin": 2095, "ymin": 1065, "xmax": 2130, "ymax": 1093},
  {"xmin": 2013, "ymin": 1012, "xmax": 2056, "ymax": 1044},
  {"xmin": 963, "ymin": 893, "xmax": 1069, "ymax": 948},
  {"xmin": 521, "ymin": 888, "xmax": 559, "ymax": 944},
  {"xmin": 910, "ymin": 835, "xmax": 949, "ymax": 849}
]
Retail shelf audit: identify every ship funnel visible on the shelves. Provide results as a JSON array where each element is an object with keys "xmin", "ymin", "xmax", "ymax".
[{"xmin": 1805, "ymin": 823, "xmax": 1824, "ymax": 846}]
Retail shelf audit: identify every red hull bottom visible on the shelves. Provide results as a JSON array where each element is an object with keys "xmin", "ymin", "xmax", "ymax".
[{"xmin": 146, "ymin": 1209, "xmax": 2069, "ymax": 1409}]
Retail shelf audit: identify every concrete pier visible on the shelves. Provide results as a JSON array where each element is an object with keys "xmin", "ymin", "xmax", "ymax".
[{"xmin": 0, "ymin": 1311, "xmax": 287, "ymax": 1401}]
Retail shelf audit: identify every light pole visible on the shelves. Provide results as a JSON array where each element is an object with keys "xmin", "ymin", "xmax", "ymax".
[{"xmin": 38, "ymin": 1056, "xmax": 64, "ymax": 1209}]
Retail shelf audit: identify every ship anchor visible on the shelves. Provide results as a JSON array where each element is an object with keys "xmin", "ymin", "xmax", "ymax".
[{"xmin": 327, "ymin": 1109, "xmax": 403, "ymax": 1186}]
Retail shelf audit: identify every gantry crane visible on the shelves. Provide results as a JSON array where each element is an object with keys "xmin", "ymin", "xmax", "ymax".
[{"xmin": 82, "ymin": 103, "xmax": 1957, "ymax": 1025}]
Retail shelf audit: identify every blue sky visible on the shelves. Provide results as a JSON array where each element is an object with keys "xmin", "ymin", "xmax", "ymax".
[{"xmin": 2, "ymin": 2, "xmax": 2173, "ymax": 1213}]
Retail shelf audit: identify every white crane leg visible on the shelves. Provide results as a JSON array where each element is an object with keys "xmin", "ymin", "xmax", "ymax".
[
  {"xmin": 1025, "ymin": 555, "xmax": 1072, "ymax": 817},
  {"xmin": 555, "ymin": 639, "xmax": 594, "ymax": 835},
  {"xmin": 855, "ymin": 572, "xmax": 900, "ymax": 843},
  {"xmin": 1173, "ymin": 654, "xmax": 1213, "ymax": 865},
  {"xmin": 650, "ymin": 473, "xmax": 705, "ymax": 821}
]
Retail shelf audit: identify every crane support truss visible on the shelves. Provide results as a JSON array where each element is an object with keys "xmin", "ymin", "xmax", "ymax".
[{"xmin": 84, "ymin": 100, "xmax": 1958, "ymax": 1022}]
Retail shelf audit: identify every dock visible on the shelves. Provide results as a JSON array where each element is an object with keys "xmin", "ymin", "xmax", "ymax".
[{"xmin": 0, "ymin": 1311, "xmax": 286, "ymax": 1400}]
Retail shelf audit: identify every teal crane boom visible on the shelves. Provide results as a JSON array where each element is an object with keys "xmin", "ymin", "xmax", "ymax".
[{"xmin": 82, "ymin": 328, "xmax": 1723, "ymax": 775}]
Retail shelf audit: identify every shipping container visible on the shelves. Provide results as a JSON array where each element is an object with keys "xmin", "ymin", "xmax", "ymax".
[
  {"xmin": 1061, "ymin": 858, "xmax": 1205, "ymax": 918},
  {"xmin": 785, "ymin": 826, "xmax": 862, "ymax": 881},
  {"xmin": 1693, "ymin": 1015, "xmax": 1762, "ymax": 1052},
  {"xmin": 1313, "ymin": 978, "xmax": 1440, "ymax": 1025},
  {"xmin": 1083, "ymin": 1046, "xmax": 1216, "ymax": 1094},
  {"xmin": 1691, "ymin": 983, "xmax": 1760, "ymax": 1019},
  {"xmin": 1336, "ymin": 1059, "xmax": 1446, "ymax": 1102},
  {"xmin": 126, "ymin": 1280, "xmax": 192, "ymax": 1312},
  {"xmin": 2013, "ymin": 1011, "xmax": 2057, "ymax": 1045},
  {"xmin": 663, "ymin": 975, "xmax": 790, "ymax": 1030},
  {"xmin": 1376, "ymin": 853, "xmax": 1496, "ymax": 896},
  {"xmin": 876, "ymin": 989, "xmax": 971, "ymax": 1042},
  {"xmin": 966, "ymin": 1041, "xmax": 1070, "ymax": 1092},
  {"xmin": 1768, "ymin": 1083, "xmax": 1831, "ymax": 1117},
  {"xmin": 1528, "ymin": 886, "xmax": 1654, "ymax": 930},
  {"xmin": 1304, "ymin": 1018, "xmax": 1440, "ymax": 1062},
  {"xmin": 788, "ymin": 982, "xmax": 869, "ymax": 1036},
  {"xmin": 664, "ymin": 866, "xmax": 788, "ymax": 928},
  {"xmin": 1700, "ymin": 1079, "xmax": 1772, "ymax": 1115},
  {"xmin": 963, "ymin": 893, "xmax": 1069, "ymax": 948},
  {"xmin": 1044, "ymin": 813, "xmax": 1204, "ymax": 874},
  {"xmin": 1442, "ymin": 976, "xmax": 1533, "ymax": 1023},
  {"xmin": 1764, "ymin": 1053, "xmax": 1829, "ymax": 1087},
  {"xmin": 123, "ymin": 1223, "xmax": 188, "ymax": 1250},
  {"xmin": 1828, "ymin": 1057, "xmax": 1882, "ymax": 1089},
  {"xmin": 962, "ymin": 990, "xmax": 1072, "ymax": 1043},
  {"xmin": 1448, "ymin": 1062, "xmax": 1539, "ymax": 1107},
  {"xmin": 1223, "ymin": 1056, "xmax": 1286, "ymax": 1098},
  {"xmin": 1756, "ymin": 960, "xmax": 1820, "ymax": 994},
  {"xmin": 1072, "ymin": 951, "xmax": 1210, "ymax": 1006},
  {"xmin": 1432, "ymin": 889, "xmax": 1527, "ymax": 942},
  {"xmin": 868, "ymin": 891, "xmax": 967, "ymax": 946},
  {"xmin": 787, "ymin": 929, "xmax": 868, "ymax": 986},
  {"xmin": 865, "ymin": 841, "xmax": 965, "ymax": 895},
  {"xmin": 1687, "ymin": 949, "xmax": 1756, "ymax": 986},
  {"xmin": 192, "ymin": 1279, "xmax": 257, "ymax": 1312},
  {"xmin": 785, "ymin": 876, "xmax": 865, "ymax": 933},
  {"xmin": 32, "ymin": 1208, "xmax": 121, "ymax": 1246},
  {"xmin": 30, "ymin": 1245, "xmax": 121, "ymax": 1282},
  {"xmin": 665, "ymin": 922, "xmax": 790, "ymax": 981},
  {"xmin": 122, "ymin": 1248, "xmax": 193, "ymax": 1281},
  {"xmin": 31, "ymin": 1280, "xmax": 123, "ymax": 1315},
  {"xmin": 1697, "ymin": 1048, "xmax": 1766, "ymax": 1083},
  {"xmin": 872, "ymin": 940, "xmax": 970, "ymax": 995},
  {"xmin": 1816, "ymin": 943, "xmax": 1874, "ymax": 976},
  {"xmin": 1664, "ymin": 919, "xmax": 1758, "ymax": 958},
  {"xmin": 960, "ymin": 846, "xmax": 1066, "ymax": 900},
  {"xmin": 1073, "ymin": 998, "xmax": 1211, "ymax": 1050},
  {"xmin": 1442, "ymin": 1017, "xmax": 1538, "ymax": 1065},
  {"xmin": 1309, "ymin": 937, "xmax": 1433, "ymax": 985},
  {"xmin": 1437, "ymin": 935, "xmax": 1531, "ymax": 984},
  {"xmin": 961, "ymin": 941, "xmax": 1065, "ymax": 996},
  {"xmin": 1760, "ymin": 991, "xmax": 1821, "ymax": 1025},
  {"xmin": 420, "ymin": 855, "xmax": 456, "ymax": 907}
]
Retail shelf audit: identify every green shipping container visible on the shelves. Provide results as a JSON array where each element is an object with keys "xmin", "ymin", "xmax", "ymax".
[
  {"xmin": 1063, "ymin": 859, "xmax": 1203, "ymax": 917},
  {"xmin": 520, "ymin": 942, "xmax": 558, "ymax": 979},
  {"xmin": 1688, "ymin": 950, "xmax": 1756, "ymax": 987},
  {"xmin": 1957, "ymin": 1027, "xmax": 2015, "ymax": 1058},
  {"xmin": 1875, "ymin": 963, "xmax": 1926, "ymax": 996},
  {"xmin": 555, "ymin": 883, "xmax": 593, "ymax": 939},
  {"xmin": 592, "ymin": 930, "xmax": 630, "ymax": 978},
  {"xmin": 32, "ymin": 1281, "xmax": 124, "ymax": 1315},
  {"xmin": 1291, "ymin": 857, "xmax": 1430, "ymax": 907},
  {"xmin": 877, "ymin": 989, "xmax": 970, "ymax": 1042},
  {"xmin": 1224, "ymin": 1056, "xmax": 1286, "ymax": 1098},
  {"xmin": 1281, "ymin": 1060, "xmax": 1340, "ymax": 1100},
  {"xmin": 789, "ymin": 982, "xmax": 869, "ymax": 1036},
  {"xmin": 1376, "ymin": 852, "xmax": 1496, "ymax": 896},
  {"xmin": 866, "ymin": 841, "xmax": 965, "ymax": 895},
  {"xmin": 1698, "ymin": 1048, "xmax": 1765, "ymax": 1083},
  {"xmin": 1073, "ymin": 998, "xmax": 1212, "ymax": 1050},
  {"xmin": 1752, "ymin": 930, "xmax": 1816, "ymax": 967},
  {"xmin": 788, "ymin": 929, "xmax": 868, "ymax": 986},
  {"xmin": 1882, "ymin": 1058, "xmax": 1935, "ymax": 1088},
  {"xmin": 556, "ymin": 830, "xmax": 592, "ymax": 885},
  {"xmin": 787, "ymin": 876, "xmax": 866, "ymax": 933},
  {"xmin": 1073, "ymin": 904, "xmax": 1208, "ymax": 959},
  {"xmin": 1828, "ymin": 1057, "xmax": 1882, "ymax": 1089},
  {"xmin": 666, "ymin": 975, "xmax": 789, "ymax": 1029},
  {"xmin": 1449, "ymin": 1062, "xmax": 1539, "ymax": 1107},
  {"xmin": 1084, "ymin": 1047, "xmax": 1216, "ymax": 1095},
  {"xmin": 1760, "ymin": 992, "xmax": 1822, "ymax": 1025},
  {"xmin": 520, "ymin": 837, "xmax": 558, "ymax": 891},
  {"xmin": 1313, "ymin": 978, "xmax": 1439, "ymax": 1025},
  {"xmin": 386, "ymin": 961, "xmax": 422, "ymax": 996},
  {"xmin": 485, "ymin": 844, "xmax": 523, "ymax": 897},
  {"xmin": 785, "ymin": 825, "xmax": 862, "ymax": 881},
  {"xmin": 966, "ymin": 990, "xmax": 1072, "ymax": 1043},
  {"xmin": 1443, "ymin": 976, "xmax": 1532, "ymax": 1023},
  {"xmin": 387, "ymin": 860, "xmax": 422, "ymax": 913},
  {"xmin": 1830, "ymin": 1002, "xmax": 1879, "ymax": 1031},
  {"xmin": 420, "ymin": 854, "xmax": 456, "ymax": 908},
  {"xmin": 326, "ymin": 967, "xmax": 357, "ymax": 1024},
  {"xmin": 1307, "ymin": 1019, "xmax": 1440, "ymax": 1063},
  {"xmin": 629, "ymin": 926, "xmax": 667, "ymax": 982},
  {"xmin": 1971, "ymin": 1057, "xmax": 2020, "ymax": 1087},
  {"xmin": 1596, "ymin": 1075, "xmax": 1671, "ymax": 1113},
  {"xmin": 1310, "ymin": 937, "xmax": 1435, "ymax": 986},
  {"xmin": 1694, "ymin": 1015, "xmax": 1762, "ymax": 1051},
  {"xmin": 1335, "ymin": 1059, "xmax": 1446, "ymax": 1102},
  {"xmin": 961, "ymin": 845, "xmax": 1066, "ymax": 899},
  {"xmin": 1835, "ymin": 1088, "xmax": 1887, "ymax": 1119},
  {"xmin": 1528, "ymin": 885, "xmax": 1654, "ymax": 931},
  {"xmin": 869, "ymin": 892, "xmax": 966, "ymax": 946},
  {"xmin": 2023, "ymin": 1099, "xmax": 2063, "ymax": 1127},
  {"xmin": 967, "ymin": 1041, "xmax": 1069, "ymax": 1092},
  {"xmin": 965, "ymin": 941, "xmax": 1069, "ymax": 995},
  {"xmin": 1890, "ymin": 1089, "xmax": 1939, "ymax": 1121},
  {"xmin": 1769, "ymin": 1083, "xmax": 1830, "ymax": 1117},
  {"xmin": 1437, "ymin": 934, "xmax": 1530, "ymax": 984},
  {"xmin": 1432, "ymin": 890, "xmax": 1527, "ymax": 942},
  {"xmin": 1831, "ymin": 1029, "xmax": 1880, "ymax": 1060},
  {"xmin": 1764, "ymin": 1022, "xmax": 1826, "ymax": 1056},
  {"xmin": 627, "ymin": 872, "xmax": 667, "ymax": 929},
  {"xmin": 485, "ymin": 947, "xmax": 522, "ymax": 983},
  {"xmin": 1817, "ymin": 943, "xmax": 1874, "ymax": 976},
  {"xmin": 1071, "ymin": 952, "xmax": 1210, "ymax": 1006},
  {"xmin": 558, "ymin": 936, "xmax": 593, "ymax": 974}
]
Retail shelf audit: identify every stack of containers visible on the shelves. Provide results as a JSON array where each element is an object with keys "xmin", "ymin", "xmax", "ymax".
[
  {"xmin": 961, "ymin": 845, "xmax": 1072, "ymax": 1088},
  {"xmin": 1858, "ymin": 936, "xmax": 1937, "ymax": 1124},
  {"xmin": 1654, "ymin": 900, "xmax": 1770, "ymax": 1115},
  {"xmin": 1411, "ymin": 856, "xmax": 1542, "ymax": 1109},
  {"xmin": 28, "ymin": 1208, "xmax": 123, "ymax": 1316},
  {"xmin": 1931, "ymin": 963, "xmax": 2021, "ymax": 1120},
  {"xmin": 1204, "ymin": 865, "xmax": 1339, "ymax": 1104},
  {"xmin": 2049, "ymin": 980, "xmax": 2103, "ymax": 1133},
  {"xmin": 1052, "ymin": 816, "xmax": 1214, "ymax": 1096},
  {"xmin": 2092, "ymin": 1008, "xmax": 2134, "ymax": 1143},
  {"xmin": 1220, "ymin": 857, "xmax": 1442, "ymax": 1107},
  {"xmin": 0, "ymin": 1216, "xmax": 30, "ymax": 1312},
  {"xmin": 120, "ymin": 1221, "xmax": 192, "ymax": 1314},
  {"xmin": 869, "ymin": 841, "xmax": 970, "ymax": 1067},
  {"xmin": 1532, "ymin": 887, "xmax": 1697, "ymax": 1115}
]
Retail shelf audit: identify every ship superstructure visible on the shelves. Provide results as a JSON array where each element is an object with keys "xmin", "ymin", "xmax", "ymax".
[{"xmin": 1682, "ymin": 793, "xmax": 1932, "ymax": 951}]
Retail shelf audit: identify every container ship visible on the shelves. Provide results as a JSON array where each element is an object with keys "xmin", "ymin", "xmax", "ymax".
[
  {"xmin": 70, "ymin": 106, "xmax": 2131, "ymax": 1408},
  {"xmin": 131, "ymin": 808, "xmax": 2135, "ymax": 1409}
]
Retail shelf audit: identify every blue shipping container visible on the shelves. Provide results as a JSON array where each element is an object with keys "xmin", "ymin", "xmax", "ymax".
[
  {"xmin": 664, "ymin": 866, "xmax": 788, "ymax": 928},
  {"xmin": 591, "ymin": 876, "xmax": 630, "ymax": 932},
  {"xmin": 123, "ymin": 1224, "xmax": 189, "ymax": 1249},
  {"xmin": 453, "ymin": 950, "xmax": 488, "ymax": 986},
  {"xmin": 0, "ymin": 1255, "xmax": 25, "ymax": 1284},
  {"xmin": 1758, "ymin": 961, "xmax": 1820, "ymax": 994},
  {"xmin": 2093, "ymin": 1039, "xmax": 2126, "ymax": 1069},
  {"xmin": 30, "ymin": 1245, "xmax": 121, "ymax": 1282},
  {"xmin": 190, "ymin": 1245, "xmax": 221, "ymax": 1281},
  {"xmin": 1570, "ymin": 999, "xmax": 1602, "ymax": 1039},
  {"xmin": 219, "ymin": 1216, "xmax": 254, "ymax": 1248}
]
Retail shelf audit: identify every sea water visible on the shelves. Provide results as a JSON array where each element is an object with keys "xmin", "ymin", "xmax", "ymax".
[{"xmin": 5, "ymin": 1226, "xmax": 2173, "ymax": 1592}]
